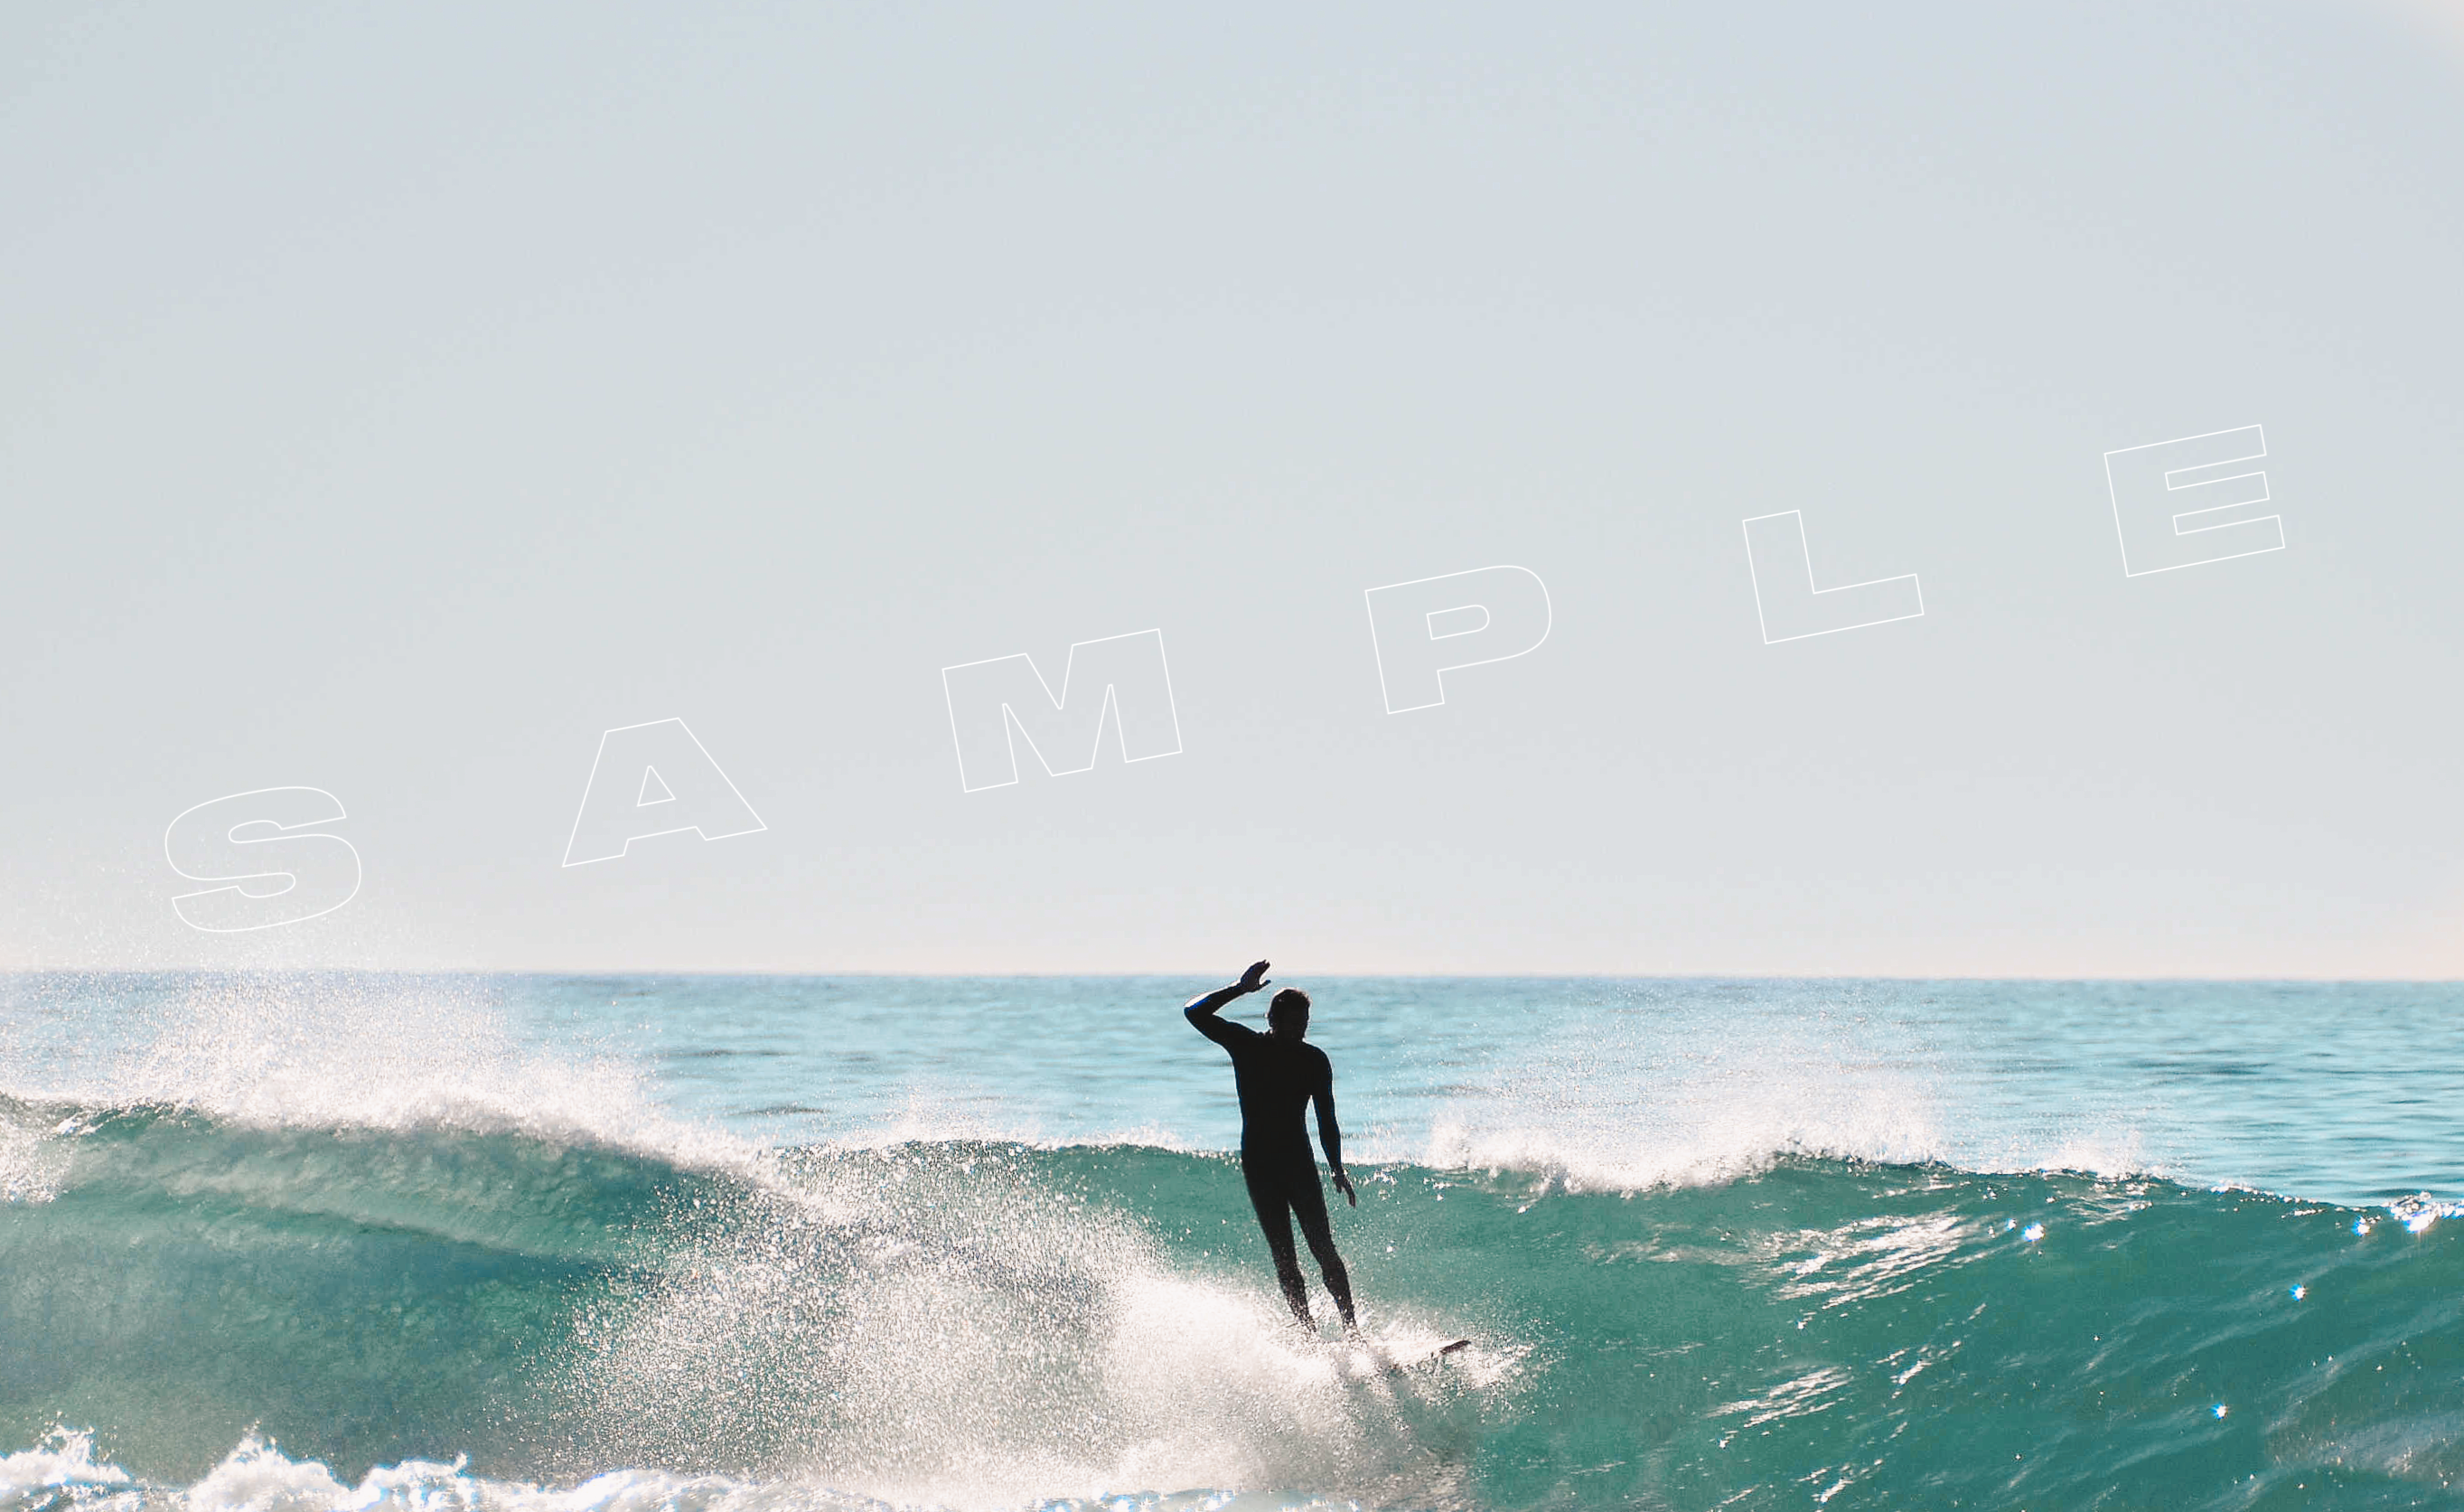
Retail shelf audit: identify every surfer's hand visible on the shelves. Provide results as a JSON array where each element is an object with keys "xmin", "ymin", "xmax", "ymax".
[
  {"xmin": 1238, "ymin": 961, "xmax": 1271, "ymax": 993},
  {"xmin": 1333, "ymin": 1169, "xmax": 1357, "ymax": 1207}
]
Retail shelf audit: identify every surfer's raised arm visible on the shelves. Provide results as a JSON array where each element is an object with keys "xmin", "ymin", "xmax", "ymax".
[
  {"xmin": 1313, "ymin": 1054, "xmax": 1358, "ymax": 1207},
  {"xmin": 1184, "ymin": 960, "xmax": 1270, "ymax": 1045}
]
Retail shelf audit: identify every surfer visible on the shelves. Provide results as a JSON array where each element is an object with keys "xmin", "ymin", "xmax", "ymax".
[{"xmin": 1184, "ymin": 960, "xmax": 1359, "ymax": 1333}]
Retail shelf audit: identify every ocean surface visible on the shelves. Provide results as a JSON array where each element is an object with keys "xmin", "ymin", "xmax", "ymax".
[{"xmin": 1, "ymin": 974, "xmax": 2459, "ymax": 1511}]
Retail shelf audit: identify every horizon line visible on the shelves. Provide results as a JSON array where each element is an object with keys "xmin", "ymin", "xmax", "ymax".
[{"xmin": 4, "ymin": 967, "xmax": 2458, "ymax": 986}]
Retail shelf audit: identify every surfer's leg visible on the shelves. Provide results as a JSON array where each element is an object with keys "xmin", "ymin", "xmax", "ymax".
[
  {"xmin": 1288, "ymin": 1168, "xmax": 1356, "ymax": 1329},
  {"xmin": 1242, "ymin": 1159, "xmax": 1314, "ymax": 1326}
]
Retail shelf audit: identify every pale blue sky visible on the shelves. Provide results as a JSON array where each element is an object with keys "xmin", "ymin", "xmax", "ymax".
[{"xmin": 4, "ymin": 2, "xmax": 2460, "ymax": 974}]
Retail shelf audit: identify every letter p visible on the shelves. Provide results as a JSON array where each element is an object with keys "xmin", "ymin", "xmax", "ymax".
[{"xmin": 1363, "ymin": 566, "xmax": 1552, "ymax": 714}]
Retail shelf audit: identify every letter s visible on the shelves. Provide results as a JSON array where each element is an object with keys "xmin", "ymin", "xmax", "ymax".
[{"xmin": 164, "ymin": 787, "xmax": 362, "ymax": 933}]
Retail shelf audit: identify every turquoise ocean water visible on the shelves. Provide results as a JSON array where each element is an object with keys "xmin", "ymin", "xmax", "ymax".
[{"xmin": 2, "ymin": 974, "xmax": 2459, "ymax": 1510}]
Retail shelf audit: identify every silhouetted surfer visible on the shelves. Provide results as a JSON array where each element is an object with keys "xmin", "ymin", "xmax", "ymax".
[{"xmin": 1184, "ymin": 960, "xmax": 1358, "ymax": 1333}]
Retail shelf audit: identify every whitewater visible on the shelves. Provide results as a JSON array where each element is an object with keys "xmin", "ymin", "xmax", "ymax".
[{"xmin": 1, "ymin": 974, "xmax": 2459, "ymax": 1511}]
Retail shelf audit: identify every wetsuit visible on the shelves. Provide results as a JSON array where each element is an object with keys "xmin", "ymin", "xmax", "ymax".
[{"xmin": 1185, "ymin": 1006, "xmax": 1358, "ymax": 1329}]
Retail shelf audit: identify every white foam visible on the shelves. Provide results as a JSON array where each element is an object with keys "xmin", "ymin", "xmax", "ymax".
[
  {"xmin": 0, "ymin": 1428, "xmax": 133, "ymax": 1511},
  {"xmin": 0, "ymin": 1432, "xmax": 1399, "ymax": 1512},
  {"xmin": 2, "ymin": 973, "xmax": 760, "ymax": 1180},
  {"xmin": 0, "ymin": 1432, "xmax": 882, "ymax": 1512},
  {"xmin": 183, "ymin": 1436, "xmax": 354, "ymax": 1512},
  {"xmin": 0, "ymin": 1112, "xmax": 69, "ymax": 1206},
  {"xmin": 1350, "ymin": 994, "xmax": 2169, "ymax": 1194}
]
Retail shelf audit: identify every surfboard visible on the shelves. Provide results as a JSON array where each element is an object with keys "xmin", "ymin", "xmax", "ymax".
[
  {"xmin": 1424, "ymin": 1338, "xmax": 1472, "ymax": 1367},
  {"xmin": 1337, "ymin": 1336, "xmax": 1471, "ymax": 1376}
]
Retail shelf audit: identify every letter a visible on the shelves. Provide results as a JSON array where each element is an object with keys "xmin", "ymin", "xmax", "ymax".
[{"xmin": 562, "ymin": 718, "xmax": 766, "ymax": 865}]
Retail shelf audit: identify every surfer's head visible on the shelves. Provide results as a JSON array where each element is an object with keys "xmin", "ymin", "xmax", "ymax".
[{"xmin": 1268, "ymin": 988, "xmax": 1310, "ymax": 1038}]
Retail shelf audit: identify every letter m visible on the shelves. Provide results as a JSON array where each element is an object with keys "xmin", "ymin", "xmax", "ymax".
[{"xmin": 940, "ymin": 629, "xmax": 1184, "ymax": 792}]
